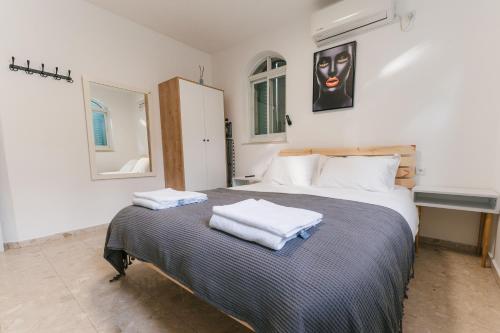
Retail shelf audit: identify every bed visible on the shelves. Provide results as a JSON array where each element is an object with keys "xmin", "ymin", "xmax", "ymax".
[{"xmin": 104, "ymin": 145, "xmax": 418, "ymax": 333}]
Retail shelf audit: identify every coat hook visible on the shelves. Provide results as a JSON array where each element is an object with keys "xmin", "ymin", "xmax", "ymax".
[
  {"xmin": 40, "ymin": 63, "xmax": 48, "ymax": 77},
  {"xmin": 54, "ymin": 66, "xmax": 61, "ymax": 80},
  {"xmin": 66, "ymin": 70, "xmax": 73, "ymax": 83},
  {"xmin": 9, "ymin": 57, "xmax": 74, "ymax": 84},
  {"xmin": 10, "ymin": 56, "xmax": 18, "ymax": 71},
  {"xmin": 26, "ymin": 60, "xmax": 33, "ymax": 74}
]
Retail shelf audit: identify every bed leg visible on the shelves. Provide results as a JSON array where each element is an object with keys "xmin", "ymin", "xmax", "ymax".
[
  {"xmin": 415, "ymin": 206, "xmax": 421, "ymax": 253},
  {"xmin": 480, "ymin": 213, "xmax": 493, "ymax": 268},
  {"xmin": 415, "ymin": 234, "xmax": 419, "ymax": 254}
]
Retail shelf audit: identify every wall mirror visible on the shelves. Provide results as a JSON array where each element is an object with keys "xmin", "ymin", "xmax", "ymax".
[{"xmin": 83, "ymin": 79, "xmax": 154, "ymax": 180}]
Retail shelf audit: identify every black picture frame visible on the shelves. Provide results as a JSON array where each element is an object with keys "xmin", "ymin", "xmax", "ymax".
[{"xmin": 312, "ymin": 41, "xmax": 357, "ymax": 112}]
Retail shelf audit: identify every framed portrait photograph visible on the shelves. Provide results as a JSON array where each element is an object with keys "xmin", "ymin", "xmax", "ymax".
[{"xmin": 313, "ymin": 41, "xmax": 357, "ymax": 112}]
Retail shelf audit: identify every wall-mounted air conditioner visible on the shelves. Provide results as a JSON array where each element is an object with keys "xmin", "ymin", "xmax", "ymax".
[{"xmin": 311, "ymin": 0, "xmax": 396, "ymax": 46}]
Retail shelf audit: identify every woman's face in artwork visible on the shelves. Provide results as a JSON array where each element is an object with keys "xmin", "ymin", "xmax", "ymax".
[{"xmin": 315, "ymin": 44, "xmax": 354, "ymax": 94}]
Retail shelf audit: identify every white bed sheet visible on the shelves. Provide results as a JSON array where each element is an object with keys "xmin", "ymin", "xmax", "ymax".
[{"xmin": 230, "ymin": 183, "xmax": 419, "ymax": 239}]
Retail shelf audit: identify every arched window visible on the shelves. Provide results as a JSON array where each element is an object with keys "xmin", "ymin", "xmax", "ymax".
[{"xmin": 249, "ymin": 54, "xmax": 287, "ymax": 142}]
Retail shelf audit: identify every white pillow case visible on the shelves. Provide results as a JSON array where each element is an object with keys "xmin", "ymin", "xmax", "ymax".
[
  {"xmin": 312, "ymin": 155, "xmax": 329, "ymax": 184},
  {"xmin": 119, "ymin": 159, "xmax": 138, "ymax": 172},
  {"xmin": 314, "ymin": 155, "xmax": 401, "ymax": 192},
  {"xmin": 263, "ymin": 154, "xmax": 321, "ymax": 186},
  {"xmin": 132, "ymin": 157, "xmax": 150, "ymax": 173}
]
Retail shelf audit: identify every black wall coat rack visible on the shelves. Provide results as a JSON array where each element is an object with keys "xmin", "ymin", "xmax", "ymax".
[{"xmin": 9, "ymin": 57, "xmax": 73, "ymax": 83}]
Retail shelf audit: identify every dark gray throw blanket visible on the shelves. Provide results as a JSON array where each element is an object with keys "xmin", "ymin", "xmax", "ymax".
[{"xmin": 104, "ymin": 188, "xmax": 414, "ymax": 333}]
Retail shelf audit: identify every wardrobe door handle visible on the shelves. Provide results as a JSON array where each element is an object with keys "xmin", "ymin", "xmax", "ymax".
[
  {"xmin": 202, "ymin": 139, "xmax": 206, "ymax": 142},
  {"xmin": 206, "ymin": 139, "xmax": 210, "ymax": 142}
]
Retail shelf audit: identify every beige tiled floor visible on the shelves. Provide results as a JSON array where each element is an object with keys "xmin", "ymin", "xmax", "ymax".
[{"xmin": 1, "ymin": 228, "xmax": 499, "ymax": 333}]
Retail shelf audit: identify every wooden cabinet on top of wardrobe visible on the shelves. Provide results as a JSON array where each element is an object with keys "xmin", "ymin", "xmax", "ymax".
[{"xmin": 158, "ymin": 77, "xmax": 226, "ymax": 191}]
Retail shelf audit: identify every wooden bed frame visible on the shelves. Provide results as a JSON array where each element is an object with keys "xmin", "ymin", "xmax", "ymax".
[
  {"xmin": 145, "ymin": 263, "xmax": 255, "ymax": 331},
  {"xmin": 146, "ymin": 145, "xmax": 417, "ymax": 332}
]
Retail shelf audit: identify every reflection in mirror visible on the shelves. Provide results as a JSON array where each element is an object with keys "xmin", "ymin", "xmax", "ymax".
[{"xmin": 84, "ymin": 81, "xmax": 153, "ymax": 180}]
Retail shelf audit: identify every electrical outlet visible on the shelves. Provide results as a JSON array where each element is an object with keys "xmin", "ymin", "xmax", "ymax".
[{"xmin": 416, "ymin": 167, "xmax": 425, "ymax": 176}]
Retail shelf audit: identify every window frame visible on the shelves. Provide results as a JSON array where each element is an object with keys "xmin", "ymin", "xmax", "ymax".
[{"xmin": 248, "ymin": 56, "xmax": 287, "ymax": 143}]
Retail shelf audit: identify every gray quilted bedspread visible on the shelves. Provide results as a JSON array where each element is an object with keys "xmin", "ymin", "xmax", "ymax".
[{"xmin": 104, "ymin": 188, "xmax": 414, "ymax": 333}]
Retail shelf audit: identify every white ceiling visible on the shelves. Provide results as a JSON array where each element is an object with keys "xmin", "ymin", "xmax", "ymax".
[{"xmin": 85, "ymin": 0, "xmax": 333, "ymax": 53}]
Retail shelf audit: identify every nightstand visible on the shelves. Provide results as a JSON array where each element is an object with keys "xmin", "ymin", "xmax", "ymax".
[
  {"xmin": 232, "ymin": 176, "xmax": 261, "ymax": 187},
  {"xmin": 412, "ymin": 186, "xmax": 499, "ymax": 267}
]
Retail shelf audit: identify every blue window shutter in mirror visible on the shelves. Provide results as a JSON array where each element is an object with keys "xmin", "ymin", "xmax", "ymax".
[{"xmin": 92, "ymin": 111, "xmax": 108, "ymax": 146}]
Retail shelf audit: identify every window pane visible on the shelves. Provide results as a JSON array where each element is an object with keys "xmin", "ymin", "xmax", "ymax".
[
  {"xmin": 269, "ymin": 76, "xmax": 286, "ymax": 134},
  {"xmin": 92, "ymin": 111, "xmax": 108, "ymax": 146},
  {"xmin": 252, "ymin": 60, "xmax": 268, "ymax": 75},
  {"xmin": 271, "ymin": 57, "xmax": 286, "ymax": 69},
  {"xmin": 254, "ymin": 81, "xmax": 268, "ymax": 135}
]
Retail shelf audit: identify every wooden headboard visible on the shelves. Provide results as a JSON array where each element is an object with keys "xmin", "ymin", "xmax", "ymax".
[{"xmin": 279, "ymin": 145, "xmax": 417, "ymax": 189}]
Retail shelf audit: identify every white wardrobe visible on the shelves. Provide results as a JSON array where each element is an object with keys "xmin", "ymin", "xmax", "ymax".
[{"xmin": 159, "ymin": 77, "xmax": 226, "ymax": 191}]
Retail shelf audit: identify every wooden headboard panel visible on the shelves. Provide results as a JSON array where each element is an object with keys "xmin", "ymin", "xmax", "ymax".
[{"xmin": 279, "ymin": 145, "xmax": 417, "ymax": 189}]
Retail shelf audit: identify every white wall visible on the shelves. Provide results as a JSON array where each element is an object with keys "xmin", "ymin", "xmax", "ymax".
[
  {"xmin": 0, "ymin": 117, "xmax": 15, "ymax": 251},
  {"xmin": 135, "ymin": 101, "xmax": 149, "ymax": 157},
  {"xmin": 0, "ymin": 0, "xmax": 212, "ymax": 243},
  {"xmin": 482, "ymin": 0, "xmax": 500, "ymax": 278},
  {"xmin": 212, "ymin": 0, "xmax": 500, "ymax": 247}
]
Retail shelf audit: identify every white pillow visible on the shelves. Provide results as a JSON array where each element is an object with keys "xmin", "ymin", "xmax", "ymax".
[
  {"xmin": 263, "ymin": 154, "xmax": 320, "ymax": 186},
  {"xmin": 312, "ymin": 155, "xmax": 329, "ymax": 184},
  {"xmin": 119, "ymin": 159, "xmax": 138, "ymax": 172},
  {"xmin": 314, "ymin": 155, "xmax": 401, "ymax": 192},
  {"xmin": 132, "ymin": 157, "xmax": 150, "ymax": 173}
]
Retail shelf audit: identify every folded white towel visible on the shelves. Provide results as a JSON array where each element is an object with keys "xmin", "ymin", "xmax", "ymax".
[
  {"xmin": 133, "ymin": 188, "xmax": 207, "ymax": 210},
  {"xmin": 133, "ymin": 197, "xmax": 206, "ymax": 210},
  {"xmin": 209, "ymin": 214, "xmax": 296, "ymax": 250},
  {"xmin": 212, "ymin": 199, "xmax": 322, "ymax": 238},
  {"xmin": 134, "ymin": 188, "xmax": 207, "ymax": 202}
]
